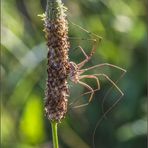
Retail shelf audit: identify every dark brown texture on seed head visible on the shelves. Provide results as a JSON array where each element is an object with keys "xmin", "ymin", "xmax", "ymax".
[{"xmin": 44, "ymin": 0, "xmax": 70, "ymax": 122}]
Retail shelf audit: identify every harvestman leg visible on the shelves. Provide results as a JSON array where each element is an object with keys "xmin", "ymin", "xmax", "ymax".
[
  {"xmin": 71, "ymin": 75, "xmax": 100, "ymax": 108},
  {"xmin": 69, "ymin": 21, "xmax": 102, "ymax": 69},
  {"xmin": 68, "ymin": 19, "xmax": 102, "ymax": 39},
  {"xmin": 77, "ymin": 74, "xmax": 124, "ymax": 148},
  {"xmin": 91, "ymin": 74, "xmax": 125, "ymax": 148},
  {"xmin": 72, "ymin": 72, "xmax": 124, "ymax": 109},
  {"xmin": 101, "ymin": 69, "xmax": 126, "ymax": 115},
  {"xmin": 77, "ymin": 39, "xmax": 98, "ymax": 69},
  {"xmin": 94, "ymin": 73, "xmax": 124, "ymax": 96},
  {"xmin": 77, "ymin": 46, "xmax": 88, "ymax": 58},
  {"xmin": 69, "ymin": 19, "xmax": 102, "ymax": 68},
  {"xmin": 72, "ymin": 81, "xmax": 94, "ymax": 108},
  {"xmin": 69, "ymin": 37, "xmax": 100, "ymax": 69},
  {"xmin": 82, "ymin": 63, "xmax": 126, "ymax": 114},
  {"xmin": 82, "ymin": 63, "xmax": 126, "ymax": 73},
  {"xmin": 70, "ymin": 45, "xmax": 89, "ymax": 58}
]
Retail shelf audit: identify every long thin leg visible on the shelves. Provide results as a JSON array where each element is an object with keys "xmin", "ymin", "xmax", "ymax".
[
  {"xmin": 77, "ymin": 73, "xmax": 124, "ymax": 108},
  {"xmin": 101, "ymin": 69, "xmax": 126, "ymax": 116},
  {"xmin": 93, "ymin": 95, "xmax": 123, "ymax": 148},
  {"xmin": 91, "ymin": 73, "xmax": 124, "ymax": 148},
  {"xmin": 68, "ymin": 19, "xmax": 103, "ymax": 40},
  {"xmin": 72, "ymin": 80, "xmax": 94, "ymax": 108},
  {"xmin": 70, "ymin": 75, "xmax": 100, "ymax": 108},
  {"xmin": 82, "ymin": 63, "xmax": 127, "ymax": 73},
  {"xmin": 69, "ymin": 37, "xmax": 100, "ymax": 69},
  {"xmin": 69, "ymin": 88, "xmax": 98, "ymax": 105},
  {"xmin": 81, "ymin": 63, "xmax": 126, "ymax": 104},
  {"xmin": 80, "ymin": 75, "xmax": 100, "ymax": 95},
  {"xmin": 68, "ymin": 22, "xmax": 102, "ymax": 69},
  {"xmin": 78, "ymin": 46, "xmax": 88, "ymax": 58},
  {"xmin": 70, "ymin": 45, "xmax": 88, "ymax": 58},
  {"xmin": 81, "ymin": 63, "xmax": 126, "ymax": 114},
  {"xmin": 77, "ymin": 39, "xmax": 98, "ymax": 69},
  {"xmin": 94, "ymin": 73, "xmax": 124, "ymax": 96}
]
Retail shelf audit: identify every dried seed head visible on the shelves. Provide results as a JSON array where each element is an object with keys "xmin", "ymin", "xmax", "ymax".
[{"xmin": 44, "ymin": 0, "xmax": 70, "ymax": 122}]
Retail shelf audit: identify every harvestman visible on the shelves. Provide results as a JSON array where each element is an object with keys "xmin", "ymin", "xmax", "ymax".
[
  {"xmin": 68, "ymin": 21, "xmax": 127, "ymax": 148},
  {"xmin": 68, "ymin": 20, "xmax": 127, "ymax": 111}
]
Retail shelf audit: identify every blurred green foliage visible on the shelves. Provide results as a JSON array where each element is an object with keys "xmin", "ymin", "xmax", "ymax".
[{"xmin": 1, "ymin": 0, "xmax": 147, "ymax": 148}]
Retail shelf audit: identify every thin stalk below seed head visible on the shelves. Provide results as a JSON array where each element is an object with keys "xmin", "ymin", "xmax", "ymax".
[{"xmin": 51, "ymin": 121, "xmax": 59, "ymax": 148}]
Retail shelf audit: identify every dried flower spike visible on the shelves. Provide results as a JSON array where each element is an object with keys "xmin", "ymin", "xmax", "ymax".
[{"xmin": 44, "ymin": 0, "xmax": 70, "ymax": 122}]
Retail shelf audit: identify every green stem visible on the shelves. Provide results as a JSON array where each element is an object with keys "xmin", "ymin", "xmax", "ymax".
[{"xmin": 51, "ymin": 121, "xmax": 59, "ymax": 148}]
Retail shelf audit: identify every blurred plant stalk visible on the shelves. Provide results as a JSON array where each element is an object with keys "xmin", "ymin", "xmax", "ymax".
[{"xmin": 42, "ymin": 0, "xmax": 70, "ymax": 147}]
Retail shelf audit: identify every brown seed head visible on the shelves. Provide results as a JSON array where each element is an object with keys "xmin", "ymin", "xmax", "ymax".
[{"xmin": 44, "ymin": 0, "xmax": 70, "ymax": 122}]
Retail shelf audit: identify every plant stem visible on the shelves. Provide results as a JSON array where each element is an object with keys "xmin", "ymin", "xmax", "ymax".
[{"xmin": 51, "ymin": 121, "xmax": 59, "ymax": 148}]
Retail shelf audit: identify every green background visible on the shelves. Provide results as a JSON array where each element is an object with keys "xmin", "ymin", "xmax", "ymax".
[{"xmin": 1, "ymin": 0, "xmax": 147, "ymax": 148}]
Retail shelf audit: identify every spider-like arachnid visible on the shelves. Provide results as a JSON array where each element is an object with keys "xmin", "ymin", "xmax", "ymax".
[
  {"xmin": 68, "ymin": 21, "xmax": 127, "ymax": 111},
  {"xmin": 67, "ymin": 24, "xmax": 127, "ymax": 148}
]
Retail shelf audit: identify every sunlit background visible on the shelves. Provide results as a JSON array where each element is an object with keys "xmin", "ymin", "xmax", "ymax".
[{"xmin": 1, "ymin": 0, "xmax": 147, "ymax": 148}]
